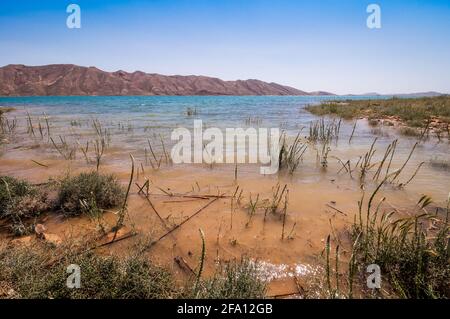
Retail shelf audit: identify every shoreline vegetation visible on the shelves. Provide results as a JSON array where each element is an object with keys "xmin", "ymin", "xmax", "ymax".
[
  {"xmin": 0, "ymin": 107, "xmax": 15, "ymax": 115},
  {"xmin": 306, "ymin": 96, "xmax": 450, "ymax": 137},
  {"xmin": 0, "ymin": 98, "xmax": 449, "ymax": 299},
  {"xmin": 1, "ymin": 172, "xmax": 448, "ymax": 299}
]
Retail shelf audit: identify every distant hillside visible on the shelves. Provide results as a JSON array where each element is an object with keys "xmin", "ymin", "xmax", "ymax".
[
  {"xmin": 308, "ymin": 91, "xmax": 336, "ymax": 96},
  {"xmin": 0, "ymin": 64, "xmax": 325, "ymax": 96}
]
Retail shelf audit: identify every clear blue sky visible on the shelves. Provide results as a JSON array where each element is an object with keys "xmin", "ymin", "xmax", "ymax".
[{"xmin": 1, "ymin": 0, "xmax": 449, "ymax": 94}]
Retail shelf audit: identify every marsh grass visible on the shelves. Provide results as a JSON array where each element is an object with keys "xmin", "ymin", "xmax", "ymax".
[
  {"xmin": 0, "ymin": 241, "xmax": 175, "ymax": 299},
  {"xmin": 186, "ymin": 257, "xmax": 267, "ymax": 299},
  {"xmin": 317, "ymin": 142, "xmax": 331, "ymax": 168},
  {"xmin": 0, "ymin": 238, "xmax": 267, "ymax": 299},
  {"xmin": 278, "ymin": 132, "xmax": 307, "ymax": 173},
  {"xmin": 308, "ymin": 118, "xmax": 340, "ymax": 144},
  {"xmin": 266, "ymin": 183, "xmax": 288, "ymax": 216},
  {"xmin": 245, "ymin": 193, "xmax": 259, "ymax": 227},
  {"xmin": 57, "ymin": 172, "xmax": 125, "ymax": 216},
  {"xmin": 0, "ymin": 109, "xmax": 17, "ymax": 140},
  {"xmin": 306, "ymin": 96, "xmax": 450, "ymax": 129},
  {"xmin": 319, "ymin": 189, "xmax": 449, "ymax": 299},
  {"xmin": 335, "ymin": 138, "xmax": 420, "ymax": 188},
  {"xmin": 347, "ymin": 184, "xmax": 450, "ymax": 298},
  {"xmin": 112, "ymin": 155, "xmax": 135, "ymax": 241}
]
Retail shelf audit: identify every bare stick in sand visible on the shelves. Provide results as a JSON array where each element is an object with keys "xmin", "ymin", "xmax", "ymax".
[
  {"xmin": 31, "ymin": 159, "xmax": 49, "ymax": 168},
  {"xmin": 142, "ymin": 196, "xmax": 220, "ymax": 252}
]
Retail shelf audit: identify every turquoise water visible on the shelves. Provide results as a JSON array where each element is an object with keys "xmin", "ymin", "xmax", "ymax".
[{"xmin": 0, "ymin": 95, "xmax": 389, "ymax": 131}]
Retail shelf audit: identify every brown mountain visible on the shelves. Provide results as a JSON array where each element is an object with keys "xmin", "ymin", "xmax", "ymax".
[{"xmin": 0, "ymin": 64, "xmax": 321, "ymax": 96}]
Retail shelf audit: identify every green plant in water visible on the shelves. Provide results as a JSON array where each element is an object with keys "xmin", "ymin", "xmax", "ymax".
[{"xmin": 57, "ymin": 171, "xmax": 125, "ymax": 216}]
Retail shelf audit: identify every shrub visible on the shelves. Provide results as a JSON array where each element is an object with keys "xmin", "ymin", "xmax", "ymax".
[
  {"xmin": 0, "ymin": 242, "xmax": 175, "ymax": 299},
  {"xmin": 57, "ymin": 172, "xmax": 125, "ymax": 216},
  {"xmin": 190, "ymin": 258, "xmax": 267, "ymax": 299},
  {"xmin": 0, "ymin": 176, "xmax": 50, "ymax": 235}
]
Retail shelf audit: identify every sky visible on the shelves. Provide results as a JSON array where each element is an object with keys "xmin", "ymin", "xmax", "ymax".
[{"xmin": 0, "ymin": 0, "xmax": 449, "ymax": 95}]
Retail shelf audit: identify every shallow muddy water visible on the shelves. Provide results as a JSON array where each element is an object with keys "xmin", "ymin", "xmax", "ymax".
[{"xmin": 1, "ymin": 96, "xmax": 449, "ymax": 296}]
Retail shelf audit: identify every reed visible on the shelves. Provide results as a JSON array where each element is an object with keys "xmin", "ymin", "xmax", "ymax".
[
  {"xmin": 93, "ymin": 138, "xmax": 105, "ymax": 171},
  {"xmin": 245, "ymin": 193, "xmax": 259, "ymax": 227},
  {"xmin": 306, "ymin": 96, "xmax": 450, "ymax": 130},
  {"xmin": 390, "ymin": 142, "xmax": 418, "ymax": 183},
  {"xmin": 359, "ymin": 138, "xmax": 377, "ymax": 181},
  {"xmin": 278, "ymin": 132, "xmax": 308, "ymax": 173},
  {"xmin": 112, "ymin": 155, "xmax": 135, "ymax": 241},
  {"xmin": 373, "ymin": 140, "xmax": 395, "ymax": 180},
  {"xmin": 266, "ymin": 183, "xmax": 288, "ymax": 215},
  {"xmin": 308, "ymin": 118, "xmax": 340, "ymax": 144},
  {"xmin": 349, "ymin": 120, "xmax": 357, "ymax": 144},
  {"xmin": 318, "ymin": 142, "xmax": 331, "ymax": 168},
  {"xmin": 26, "ymin": 112, "xmax": 35, "ymax": 137},
  {"xmin": 281, "ymin": 190, "xmax": 289, "ymax": 240},
  {"xmin": 160, "ymin": 134, "xmax": 170, "ymax": 164},
  {"xmin": 325, "ymin": 234, "xmax": 332, "ymax": 296},
  {"xmin": 147, "ymin": 139, "xmax": 161, "ymax": 169},
  {"xmin": 50, "ymin": 136, "xmax": 76, "ymax": 160},
  {"xmin": 77, "ymin": 141, "xmax": 90, "ymax": 164},
  {"xmin": 44, "ymin": 115, "xmax": 51, "ymax": 142},
  {"xmin": 194, "ymin": 229, "xmax": 206, "ymax": 295},
  {"xmin": 0, "ymin": 114, "xmax": 17, "ymax": 136},
  {"xmin": 349, "ymin": 184, "xmax": 450, "ymax": 298}
]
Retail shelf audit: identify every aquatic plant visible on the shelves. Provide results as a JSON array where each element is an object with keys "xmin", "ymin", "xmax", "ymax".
[
  {"xmin": 308, "ymin": 118, "xmax": 340, "ymax": 144},
  {"xmin": 112, "ymin": 155, "xmax": 135, "ymax": 240},
  {"xmin": 278, "ymin": 132, "xmax": 307, "ymax": 174},
  {"xmin": 188, "ymin": 257, "xmax": 267, "ymax": 299},
  {"xmin": 50, "ymin": 136, "xmax": 76, "ymax": 160},
  {"xmin": 429, "ymin": 157, "xmax": 450, "ymax": 171},
  {"xmin": 306, "ymin": 95, "xmax": 450, "ymax": 129}
]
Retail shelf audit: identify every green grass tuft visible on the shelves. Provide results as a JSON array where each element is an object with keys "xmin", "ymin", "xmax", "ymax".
[
  {"xmin": 57, "ymin": 172, "xmax": 125, "ymax": 216},
  {"xmin": 189, "ymin": 258, "xmax": 267, "ymax": 299},
  {"xmin": 0, "ymin": 242, "xmax": 175, "ymax": 299},
  {"xmin": 0, "ymin": 176, "xmax": 50, "ymax": 235}
]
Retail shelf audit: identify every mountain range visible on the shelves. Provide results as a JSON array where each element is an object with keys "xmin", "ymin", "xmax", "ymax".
[{"xmin": 0, "ymin": 64, "xmax": 335, "ymax": 97}]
